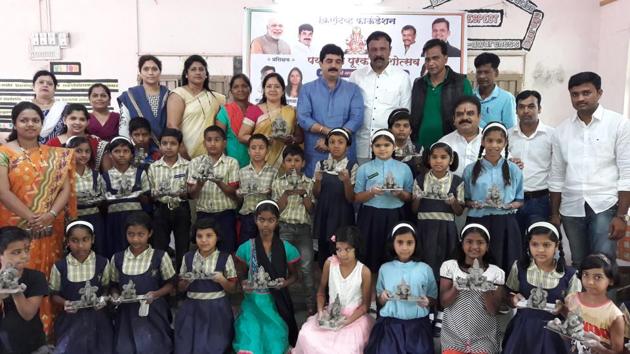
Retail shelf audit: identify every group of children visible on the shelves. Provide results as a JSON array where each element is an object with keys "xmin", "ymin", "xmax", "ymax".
[{"xmin": 0, "ymin": 102, "xmax": 628, "ymax": 354}]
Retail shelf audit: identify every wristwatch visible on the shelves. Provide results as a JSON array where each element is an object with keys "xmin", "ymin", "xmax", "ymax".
[{"xmin": 616, "ymin": 214, "xmax": 630, "ymax": 222}]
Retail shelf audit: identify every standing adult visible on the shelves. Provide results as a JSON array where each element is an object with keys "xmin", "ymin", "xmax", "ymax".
[
  {"xmin": 0, "ymin": 102, "xmax": 76, "ymax": 334},
  {"xmin": 238, "ymin": 73, "xmax": 303, "ymax": 169},
  {"xmin": 167, "ymin": 55, "xmax": 226, "ymax": 160},
  {"xmin": 410, "ymin": 39, "xmax": 472, "ymax": 151},
  {"xmin": 118, "ymin": 55, "xmax": 169, "ymax": 146},
  {"xmin": 88, "ymin": 83, "xmax": 120, "ymax": 141},
  {"xmin": 216, "ymin": 74, "xmax": 254, "ymax": 167},
  {"xmin": 297, "ymin": 44, "xmax": 364, "ymax": 177},
  {"xmin": 438, "ymin": 95, "xmax": 482, "ymax": 177},
  {"xmin": 508, "ymin": 90, "xmax": 554, "ymax": 235},
  {"xmin": 473, "ymin": 52, "xmax": 516, "ymax": 129},
  {"xmin": 550, "ymin": 72, "xmax": 630, "ymax": 265},
  {"xmin": 32, "ymin": 70, "xmax": 67, "ymax": 144},
  {"xmin": 350, "ymin": 31, "xmax": 411, "ymax": 165}
]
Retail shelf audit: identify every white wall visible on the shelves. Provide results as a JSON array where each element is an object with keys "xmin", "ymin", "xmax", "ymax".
[{"xmin": 0, "ymin": 0, "xmax": 625, "ymax": 125}]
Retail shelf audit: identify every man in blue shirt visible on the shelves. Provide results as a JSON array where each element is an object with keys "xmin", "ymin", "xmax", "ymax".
[
  {"xmin": 473, "ymin": 52, "xmax": 516, "ymax": 129},
  {"xmin": 297, "ymin": 44, "xmax": 364, "ymax": 177}
]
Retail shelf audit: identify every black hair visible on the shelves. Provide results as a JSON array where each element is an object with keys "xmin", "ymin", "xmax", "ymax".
[
  {"xmin": 453, "ymin": 226, "xmax": 495, "ymax": 268},
  {"xmin": 32, "ymin": 70, "xmax": 58, "ymax": 87},
  {"xmin": 578, "ymin": 253, "xmax": 618, "ymax": 288},
  {"xmin": 452, "ymin": 95, "xmax": 481, "ymax": 117},
  {"xmin": 422, "ymin": 142, "xmax": 459, "ymax": 172},
  {"xmin": 160, "ymin": 128, "xmax": 183, "ymax": 143},
  {"xmin": 87, "ymin": 83, "xmax": 111, "ymax": 99},
  {"xmin": 66, "ymin": 223, "xmax": 95, "ymax": 239},
  {"xmin": 129, "ymin": 116, "xmax": 152, "ymax": 135},
  {"xmin": 192, "ymin": 217, "xmax": 222, "ymax": 245},
  {"xmin": 471, "ymin": 123, "xmax": 510, "ymax": 185},
  {"xmin": 60, "ymin": 103, "xmax": 90, "ymax": 134},
  {"xmin": 138, "ymin": 55, "xmax": 162, "ymax": 72},
  {"xmin": 298, "ymin": 23, "xmax": 314, "ymax": 33},
  {"xmin": 248, "ymin": 133, "xmax": 270, "ymax": 147},
  {"xmin": 65, "ymin": 136, "xmax": 92, "ymax": 164},
  {"xmin": 432, "ymin": 17, "xmax": 450, "ymax": 30},
  {"xmin": 107, "ymin": 136, "xmax": 135, "ymax": 153},
  {"xmin": 568, "ymin": 71, "xmax": 601, "ymax": 91},
  {"xmin": 255, "ymin": 201, "xmax": 280, "ymax": 218},
  {"xmin": 286, "ymin": 67, "xmax": 303, "ymax": 97},
  {"xmin": 518, "ymin": 225, "xmax": 566, "ymax": 274},
  {"xmin": 7, "ymin": 101, "xmax": 44, "ymax": 142},
  {"xmin": 515, "ymin": 90, "xmax": 542, "ymax": 107},
  {"xmin": 422, "ymin": 39, "xmax": 448, "ymax": 56},
  {"xmin": 203, "ymin": 125, "xmax": 227, "ymax": 140},
  {"xmin": 401, "ymin": 25, "xmax": 416, "ymax": 35},
  {"xmin": 282, "ymin": 144, "xmax": 305, "ymax": 160},
  {"xmin": 387, "ymin": 108, "xmax": 412, "ymax": 129},
  {"xmin": 124, "ymin": 211, "xmax": 153, "ymax": 233},
  {"xmin": 386, "ymin": 223, "xmax": 422, "ymax": 262},
  {"xmin": 319, "ymin": 43, "xmax": 344, "ymax": 62},
  {"xmin": 474, "ymin": 52, "xmax": 500, "ymax": 70},
  {"xmin": 324, "ymin": 128, "xmax": 352, "ymax": 146},
  {"xmin": 229, "ymin": 73, "xmax": 252, "ymax": 91},
  {"xmin": 366, "ymin": 31, "xmax": 392, "ymax": 47},
  {"xmin": 181, "ymin": 55, "xmax": 215, "ymax": 93},
  {"xmin": 0, "ymin": 226, "xmax": 30, "ymax": 254},
  {"xmin": 260, "ymin": 65, "xmax": 276, "ymax": 76},
  {"xmin": 259, "ymin": 73, "xmax": 287, "ymax": 105},
  {"xmin": 371, "ymin": 128, "xmax": 395, "ymax": 145},
  {"xmin": 333, "ymin": 225, "xmax": 363, "ymax": 258}
]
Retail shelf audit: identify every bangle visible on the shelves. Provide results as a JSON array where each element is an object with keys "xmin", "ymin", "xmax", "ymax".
[
  {"xmin": 49, "ymin": 210, "xmax": 58, "ymax": 218},
  {"xmin": 318, "ymin": 126, "xmax": 324, "ymax": 134}
]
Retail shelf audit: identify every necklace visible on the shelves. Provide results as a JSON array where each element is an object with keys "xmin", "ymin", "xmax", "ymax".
[{"xmin": 16, "ymin": 140, "xmax": 48, "ymax": 171}]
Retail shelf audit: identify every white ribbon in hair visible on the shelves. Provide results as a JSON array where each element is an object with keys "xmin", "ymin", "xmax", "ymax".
[
  {"xmin": 391, "ymin": 222, "xmax": 415, "ymax": 237},
  {"xmin": 65, "ymin": 220, "xmax": 95, "ymax": 234},
  {"xmin": 527, "ymin": 221, "xmax": 559, "ymax": 238},
  {"xmin": 371, "ymin": 130, "xmax": 395, "ymax": 143},
  {"xmin": 328, "ymin": 128, "xmax": 350, "ymax": 141},
  {"xmin": 460, "ymin": 223, "xmax": 491, "ymax": 241},
  {"xmin": 109, "ymin": 136, "xmax": 133, "ymax": 145},
  {"xmin": 482, "ymin": 122, "xmax": 508, "ymax": 135},
  {"xmin": 256, "ymin": 200, "xmax": 279, "ymax": 211}
]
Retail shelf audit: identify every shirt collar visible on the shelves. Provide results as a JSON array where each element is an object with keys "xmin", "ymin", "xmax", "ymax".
[
  {"xmin": 246, "ymin": 162, "xmax": 272, "ymax": 172},
  {"xmin": 368, "ymin": 63, "xmax": 392, "ymax": 76},
  {"xmin": 194, "ymin": 249, "xmax": 218, "ymax": 260},
  {"xmin": 455, "ymin": 127, "xmax": 482, "ymax": 142},
  {"xmin": 480, "ymin": 156, "xmax": 506, "ymax": 167},
  {"xmin": 317, "ymin": 76, "xmax": 341, "ymax": 91},
  {"xmin": 474, "ymin": 84, "xmax": 501, "ymax": 101},
  {"xmin": 512, "ymin": 120, "xmax": 551, "ymax": 137},
  {"xmin": 571, "ymin": 104, "xmax": 604, "ymax": 123},
  {"xmin": 124, "ymin": 246, "xmax": 153, "ymax": 260},
  {"xmin": 67, "ymin": 251, "xmax": 95, "ymax": 266},
  {"xmin": 527, "ymin": 260, "xmax": 563, "ymax": 279},
  {"xmin": 155, "ymin": 155, "xmax": 186, "ymax": 168}
]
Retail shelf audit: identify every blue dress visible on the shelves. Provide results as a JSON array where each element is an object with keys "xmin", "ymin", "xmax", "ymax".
[
  {"xmin": 502, "ymin": 265, "xmax": 575, "ymax": 354},
  {"xmin": 174, "ymin": 251, "xmax": 234, "ymax": 354},
  {"xmin": 53, "ymin": 255, "xmax": 113, "ymax": 354},
  {"xmin": 77, "ymin": 169, "xmax": 106, "ymax": 256},
  {"xmin": 112, "ymin": 249, "xmax": 173, "ymax": 354}
]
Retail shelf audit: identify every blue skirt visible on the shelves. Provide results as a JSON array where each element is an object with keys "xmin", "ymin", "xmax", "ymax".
[
  {"xmin": 54, "ymin": 308, "xmax": 113, "ymax": 354},
  {"xmin": 174, "ymin": 296, "xmax": 234, "ymax": 354},
  {"xmin": 114, "ymin": 298, "xmax": 172, "ymax": 354},
  {"xmin": 502, "ymin": 308, "xmax": 571, "ymax": 354},
  {"xmin": 364, "ymin": 316, "xmax": 433, "ymax": 354},
  {"xmin": 104, "ymin": 211, "xmax": 132, "ymax": 259}
]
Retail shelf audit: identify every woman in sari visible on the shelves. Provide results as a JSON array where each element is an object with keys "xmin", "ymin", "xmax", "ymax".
[
  {"xmin": 238, "ymin": 73, "xmax": 303, "ymax": 169},
  {"xmin": 118, "ymin": 55, "xmax": 169, "ymax": 147},
  {"xmin": 0, "ymin": 101, "xmax": 76, "ymax": 335},
  {"xmin": 88, "ymin": 83, "xmax": 120, "ymax": 141},
  {"xmin": 215, "ymin": 73, "xmax": 254, "ymax": 168},
  {"xmin": 32, "ymin": 70, "xmax": 67, "ymax": 144},
  {"xmin": 167, "ymin": 55, "xmax": 226, "ymax": 160}
]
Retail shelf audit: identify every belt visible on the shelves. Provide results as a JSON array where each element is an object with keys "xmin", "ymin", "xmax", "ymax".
[
  {"xmin": 524, "ymin": 189, "xmax": 549, "ymax": 199},
  {"xmin": 155, "ymin": 200, "xmax": 189, "ymax": 210}
]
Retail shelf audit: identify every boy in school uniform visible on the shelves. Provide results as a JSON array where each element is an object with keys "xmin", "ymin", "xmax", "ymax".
[
  {"xmin": 129, "ymin": 117, "xmax": 161, "ymax": 171},
  {"xmin": 236, "ymin": 134, "xmax": 278, "ymax": 244},
  {"xmin": 147, "ymin": 128, "xmax": 191, "ymax": 271},
  {"xmin": 271, "ymin": 144, "xmax": 315, "ymax": 312},
  {"xmin": 188, "ymin": 125, "xmax": 240, "ymax": 253}
]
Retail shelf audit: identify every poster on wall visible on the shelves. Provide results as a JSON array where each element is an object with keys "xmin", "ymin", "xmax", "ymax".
[{"xmin": 245, "ymin": 8, "xmax": 467, "ymax": 105}]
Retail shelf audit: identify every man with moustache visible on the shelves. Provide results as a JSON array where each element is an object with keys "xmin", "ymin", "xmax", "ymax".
[
  {"xmin": 297, "ymin": 44, "xmax": 364, "ymax": 177},
  {"xmin": 350, "ymin": 31, "xmax": 411, "ymax": 165},
  {"xmin": 508, "ymin": 90, "xmax": 554, "ymax": 235},
  {"xmin": 251, "ymin": 17, "xmax": 291, "ymax": 55},
  {"xmin": 410, "ymin": 39, "xmax": 472, "ymax": 150},
  {"xmin": 292, "ymin": 23, "xmax": 314, "ymax": 57},
  {"xmin": 438, "ymin": 95, "xmax": 482, "ymax": 177},
  {"xmin": 550, "ymin": 71, "xmax": 630, "ymax": 265},
  {"xmin": 401, "ymin": 25, "xmax": 422, "ymax": 58}
]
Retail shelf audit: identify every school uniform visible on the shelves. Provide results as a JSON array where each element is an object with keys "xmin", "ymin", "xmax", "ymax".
[
  {"xmin": 189, "ymin": 154, "xmax": 240, "ymax": 253},
  {"xmin": 50, "ymin": 252, "xmax": 113, "ymax": 354},
  {"xmin": 110, "ymin": 247, "xmax": 175, "ymax": 354},
  {"xmin": 238, "ymin": 163, "xmax": 277, "ymax": 244},
  {"xmin": 174, "ymin": 250, "xmax": 237, "ymax": 354},
  {"xmin": 147, "ymin": 155, "xmax": 191, "ymax": 270},
  {"xmin": 103, "ymin": 167, "xmax": 150, "ymax": 259},
  {"xmin": 76, "ymin": 168, "xmax": 107, "ymax": 255}
]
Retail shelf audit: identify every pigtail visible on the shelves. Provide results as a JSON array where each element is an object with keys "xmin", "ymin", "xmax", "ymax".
[
  {"xmin": 502, "ymin": 140, "xmax": 511, "ymax": 186},
  {"xmin": 471, "ymin": 145, "xmax": 485, "ymax": 185},
  {"xmin": 449, "ymin": 151, "xmax": 459, "ymax": 172}
]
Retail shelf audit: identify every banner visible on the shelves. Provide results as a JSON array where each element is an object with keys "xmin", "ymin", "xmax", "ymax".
[{"xmin": 245, "ymin": 9, "xmax": 467, "ymax": 105}]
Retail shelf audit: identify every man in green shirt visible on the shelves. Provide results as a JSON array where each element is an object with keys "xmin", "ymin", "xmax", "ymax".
[{"xmin": 410, "ymin": 39, "xmax": 473, "ymax": 150}]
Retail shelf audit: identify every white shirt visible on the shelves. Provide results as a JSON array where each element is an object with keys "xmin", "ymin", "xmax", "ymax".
[
  {"xmin": 350, "ymin": 63, "xmax": 412, "ymax": 159},
  {"xmin": 401, "ymin": 42, "xmax": 422, "ymax": 59},
  {"xmin": 439, "ymin": 127, "xmax": 482, "ymax": 177},
  {"xmin": 292, "ymin": 41, "xmax": 313, "ymax": 57},
  {"xmin": 549, "ymin": 105, "xmax": 630, "ymax": 216},
  {"xmin": 508, "ymin": 121, "xmax": 554, "ymax": 192}
]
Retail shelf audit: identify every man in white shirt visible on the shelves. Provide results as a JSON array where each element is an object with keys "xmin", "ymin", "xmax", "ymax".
[
  {"xmin": 350, "ymin": 31, "xmax": 411, "ymax": 164},
  {"xmin": 550, "ymin": 72, "xmax": 630, "ymax": 265},
  {"xmin": 439, "ymin": 95, "xmax": 483, "ymax": 177},
  {"xmin": 508, "ymin": 90, "xmax": 554, "ymax": 236}
]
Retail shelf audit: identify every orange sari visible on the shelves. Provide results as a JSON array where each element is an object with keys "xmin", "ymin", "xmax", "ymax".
[{"xmin": 0, "ymin": 144, "xmax": 76, "ymax": 336}]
